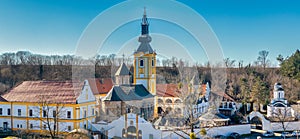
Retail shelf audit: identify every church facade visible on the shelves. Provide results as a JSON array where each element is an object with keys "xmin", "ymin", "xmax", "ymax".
[{"xmin": 267, "ymin": 83, "xmax": 295, "ymax": 120}]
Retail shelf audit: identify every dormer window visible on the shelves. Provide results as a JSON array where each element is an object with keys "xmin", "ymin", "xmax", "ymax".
[{"xmin": 140, "ymin": 59, "xmax": 144, "ymax": 67}]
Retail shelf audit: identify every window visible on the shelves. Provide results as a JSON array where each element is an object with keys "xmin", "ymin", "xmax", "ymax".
[
  {"xmin": 67, "ymin": 111, "xmax": 71, "ymax": 119},
  {"xmin": 18, "ymin": 109, "xmax": 21, "ymax": 116},
  {"xmin": 140, "ymin": 59, "xmax": 144, "ymax": 67},
  {"xmin": 149, "ymin": 134, "xmax": 154, "ymax": 139},
  {"xmin": 68, "ymin": 126, "xmax": 71, "ymax": 131},
  {"xmin": 84, "ymin": 124, "xmax": 86, "ymax": 129},
  {"xmin": 29, "ymin": 109, "xmax": 33, "ymax": 117},
  {"xmin": 30, "ymin": 124, "xmax": 33, "ymax": 129},
  {"xmin": 92, "ymin": 108, "xmax": 94, "ymax": 116},
  {"xmin": 43, "ymin": 110, "xmax": 47, "ymax": 117},
  {"xmin": 43, "ymin": 124, "xmax": 46, "ymax": 130},
  {"xmin": 20, "ymin": 125, "xmax": 22, "ymax": 128},
  {"xmin": 7, "ymin": 108, "xmax": 10, "ymax": 115},
  {"xmin": 84, "ymin": 110, "xmax": 87, "ymax": 118},
  {"xmin": 17, "ymin": 124, "xmax": 19, "ymax": 128},
  {"xmin": 0, "ymin": 108, "xmax": 2, "ymax": 115},
  {"xmin": 53, "ymin": 110, "xmax": 56, "ymax": 118},
  {"xmin": 152, "ymin": 59, "xmax": 154, "ymax": 67}
]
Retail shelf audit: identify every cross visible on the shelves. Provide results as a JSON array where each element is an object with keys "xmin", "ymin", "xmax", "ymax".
[{"xmin": 122, "ymin": 53, "xmax": 125, "ymax": 63}]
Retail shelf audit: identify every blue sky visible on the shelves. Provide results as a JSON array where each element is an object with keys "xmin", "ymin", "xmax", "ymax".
[{"xmin": 0, "ymin": 0, "xmax": 300, "ymax": 66}]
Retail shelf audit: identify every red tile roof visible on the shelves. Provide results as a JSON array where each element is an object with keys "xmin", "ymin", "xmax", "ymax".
[
  {"xmin": 87, "ymin": 78, "xmax": 113, "ymax": 95},
  {"xmin": 156, "ymin": 84, "xmax": 181, "ymax": 97},
  {"xmin": 2, "ymin": 81, "xmax": 82, "ymax": 104}
]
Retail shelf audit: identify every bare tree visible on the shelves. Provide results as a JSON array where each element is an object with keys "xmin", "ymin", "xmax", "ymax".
[
  {"xmin": 35, "ymin": 96, "xmax": 66, "ymax": 138},
  {"xmin": 257, "ymin": 50, "xmax": 269, "ymax": 70},
  {"xmin": 270, "ymin": 106, "xmax": 294, "ymax": 133}
]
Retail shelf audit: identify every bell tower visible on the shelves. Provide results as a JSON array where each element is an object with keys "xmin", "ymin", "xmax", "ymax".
[{"xmin": 133, "ymin": 8, "xmax": 157, "ymax": 117}]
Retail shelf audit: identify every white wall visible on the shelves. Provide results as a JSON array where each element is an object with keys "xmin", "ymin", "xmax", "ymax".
[
  {"xmin": 0, "ymin": 104, "xmax": 11, "ymax": 116},
  {"xmin": 12, "ymin": 105, "xmax": 26, "ymax": 117},
  {"xmin": 28, "ymin": 120, "xmax": 40, "ymax": 130},
  {"xmin": 58, "ymin": 122, "xmax": 73, "ymax": 132},
  {"xmin": 93, "ymin": 113, "xmax": 161, "ymax": 139},
  {"xmin": 204, "ymin": 124, "xmax": 251, "ymax": 136},
  {"xmin": 13, "ymin": 119, "xmax": 27, "ymax": 129},
  {"xmin": 77, "ymin": 80, "xmax": 96, "ymax": 104},
  {"xmin": 0, "ymin": 118, "xmax": 11, "ymax": 128},
  {"xmin": 161, "ymin": 124, "xmax": 251, "ymax": 139},
  {"xmin": 271, "ymin": 121, "xmax": 300, "ymax": 131}
]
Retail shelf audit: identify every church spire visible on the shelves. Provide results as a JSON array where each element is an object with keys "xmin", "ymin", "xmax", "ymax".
[{"xmin": 141, "ymin": 7, "xmax": 149, "ymax": 35}]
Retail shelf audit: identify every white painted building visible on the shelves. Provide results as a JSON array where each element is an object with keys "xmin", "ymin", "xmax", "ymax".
[
  {"xmin": 267, "ymin": 83, "xmax": 295, "ymax": 118},
  {"xmin": 92, "ymin": 113, "xmax": 161, "ymax": 139}
]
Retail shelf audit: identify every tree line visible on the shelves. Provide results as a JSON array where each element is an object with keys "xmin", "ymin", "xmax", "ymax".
[{"xmin": 0, "ymin": 50, "xmax": 299, "ymax": 107}]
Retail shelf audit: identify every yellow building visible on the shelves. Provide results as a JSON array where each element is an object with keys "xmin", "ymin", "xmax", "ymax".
[
  {"xmin": 133, "ymin": 8, "xmax": 157, "ymax": 117},
  {"xmin": 0, "ymin": 80, "xmax": 97, "ymax": 135}
]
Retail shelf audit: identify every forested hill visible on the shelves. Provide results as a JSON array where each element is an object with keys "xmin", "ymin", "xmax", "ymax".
[{"xmin": 0, "ymin": 50, "xmax": 299, "ymax": 105}]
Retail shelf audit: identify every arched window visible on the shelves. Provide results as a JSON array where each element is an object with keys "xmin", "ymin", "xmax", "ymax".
[
  {"xmin": 165, "ymin": 99, "xmax": 172, "ymax": 104},
  {"xmin": 127, "ymin": 126, "xmax": 137, "ymax": 139},
  {"xmin": 122, "ymin": 128, "xmax": 126, "ymax": 138},
  {"xmin": 174, "ymin": 99, "xmax": 181, "ymax": 103},
  {"xmin": 152, "ymin": 59, "xmax": 154, "ymax": 67},
  {"xmin": 157, "ymin": 99, "xmax": 163, "ymax": 104},
  {"xmin": 166, "ymin": 107, "xmax": 172, "ymax": 113},
  {"xmin": 175, "ymin": 108, "xmax": 182, "ymax": 114},
  {"xmin": 140, "ymin": 59, "xmax": 144, "ymax": 67}
]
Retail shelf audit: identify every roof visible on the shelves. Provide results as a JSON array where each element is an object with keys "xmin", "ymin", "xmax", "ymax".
[
  {"xmin": 156, "ymin": 84, "xmax": 181, "ymax": 97},
  {"xmin": 136, "ymin": 35, "xmax": 154, "ymax": 54},
  {"xmin": 2, "ymin": 81, "xmax": 82, "ymax": 104},
  {"xmin": 197, "ymin": 96, "xmax": 208, "ymax": 104},
  {"xmin": 211, "ymin": 92, "xmax": 234, "ymax": 101},
  {"xmin": 115, "ymin": 63, "xmax": 132, "ymax": 76},
  {"xmin": 0, "ymin": 96, "xmax": 7, "ymax": 102},
  {"xmin": 199, "ymin": 112, "xmax": 230, "ymax": 121},
  {"xmin": 87, "ymin": 78, "xmax": 113, "ymax": 95},
  {"xmin": 102, "ymin": 84, "xmax": 153, "ymax": 101}
]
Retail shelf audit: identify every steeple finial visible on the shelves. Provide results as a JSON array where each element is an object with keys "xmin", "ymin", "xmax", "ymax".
[
  {"xmin": 122, "ymin": 53, "xmax": 125, "ymax": 63},
  {"xmin": 141, "ymin": 7, "xmax": 149, "ymax": 35}
]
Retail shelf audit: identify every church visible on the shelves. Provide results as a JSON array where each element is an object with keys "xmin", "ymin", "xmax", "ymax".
[{"xmin": 267, "ymin": 83, "xmax": 295, "ymax": 120}]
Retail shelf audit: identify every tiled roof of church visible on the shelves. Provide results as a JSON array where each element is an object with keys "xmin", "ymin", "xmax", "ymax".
[
  {"xmin": 103, "ymin": 84, "xmax": 153, "ymax": 101},
  {"xmin": 2, "ymin": 81, "xmax": 82, "ymax": 104},
  {"xmin": 115, "ymin": 63, "xmax": 132, "ymax": 76},
  {"xmin": 87, "ymin": 78, "xmax": 113, "ymax": 95},
  {"xmin": 136, "ymin": 40, "xmax": 154, "ymax": 54}
]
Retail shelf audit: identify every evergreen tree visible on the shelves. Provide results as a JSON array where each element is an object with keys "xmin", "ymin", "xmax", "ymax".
[{"xmin": 280, "ymin": 49, "xmax": 300, "ymax": 81}]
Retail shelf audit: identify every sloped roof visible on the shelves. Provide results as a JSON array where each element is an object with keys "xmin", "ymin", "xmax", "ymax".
[
  {"xmin": 102, "ymin": 84, "xmax": 153, "ymax": 101},
  {"xmin": 0, "ymin": 96, "xmax": 7, "ymax": 102},
  {"xmin": 211, "ymin": 92, "xmax": 234, "ymax": 101},
  {"xmin": 156, "ymin": 84, "xmax": 181, "ymax": 97},
  {"xmin": 115, "ymin": 63, "xmax": 132, "ymax": 76},
  {"xmin": 197, "ymin": 96, "xmax": 208, "ymax": 104},
  {"xmin": 136, "ymin": 35, "xmax": 154, "ymax": 54},
  {"xmin": 87, "ymin": 78, "xmax": 113, "ymax": 95},
  {"xmin": 200, "ymin": 112, "xmax": 230, "ymax": 121},
  {"xmin": 2, "ymin": 81, "xmax": 82, "ymax": 104}
]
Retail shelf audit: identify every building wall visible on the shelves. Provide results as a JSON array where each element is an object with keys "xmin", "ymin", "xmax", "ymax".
[
  {"xmin": 157, "ymin": 97, "xmax": 183, "ymax": 116},
  {"xmin": 161, "ymin": 124, "xmax": 251, "ymax": 138}
]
